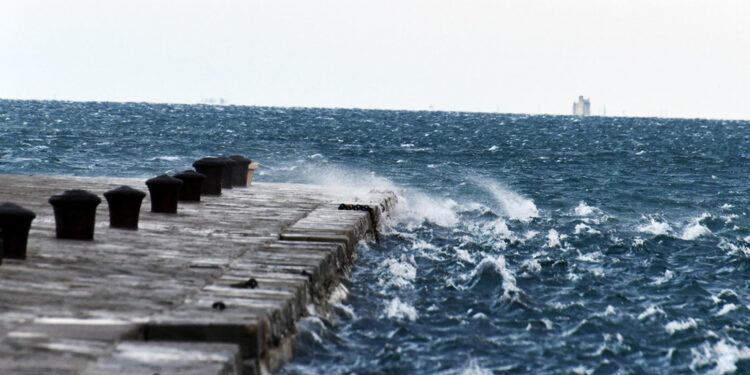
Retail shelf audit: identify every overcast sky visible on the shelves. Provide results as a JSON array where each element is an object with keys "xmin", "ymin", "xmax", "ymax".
[{"xmin": 1, "ymin": 1, "xmax": 749, "ymax": 120}]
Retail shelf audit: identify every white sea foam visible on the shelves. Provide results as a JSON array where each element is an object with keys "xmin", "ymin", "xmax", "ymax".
[
  {"xmin": 471, "ymin": 177, "xmax": 539, "ymax": 221},
  {"xmin": 651, "ymin": 270, "xmax": 674, "ymax": 286},
  {"xmin": 637, "ymin": 217, "xmax": 671, "ymax": 236},
  {"xmin": 574, "ymin": 201, "xmax": 597, "ymax": 216},
  {"xmin": 459, "ymin": 358, "xmax": 493, "ymax": 375},
  {"xmin": 716, "ymin": 304, "xmax": 737, "ymax": 316},
  {"xmin": 690, "ymin": 339, "xmax": 750, "ymax": 375},
  {"xmin": 721, "ymin": 203, "xmax": 734, "ymax": 210},
  {"xmin": 682, "ymin": 214, "xmax": 712, "ymax": 240},
  {"xmin": 665, "ymin": 318, "xmax": 698, "ymax": 334},
  {"xmin": 469, "ymin": 255, "xmax": 520, "ymax": 299},
  {"xmin": 381, "ymin": 257, "xmax": 417, "ymax": 289},
  {"xmin": 571, "ymin": 366, "xmax": 594, "ymax": 375},
  {"xmin": 638, "ymin": 305, "xmax": 666, "ymax": 320},
  {"xmin": 328, "ymin": 283, "xmax": 349, "ymax": 304},
  {"xmin": 604, "ymin": 305, "xmax": 616, "ymax": 316},
  {"xmin": 546, "ymin": 229, "xmax": 563, "ymax": 248},
  {"xmin": 149, "ymin": 155, "xmax": 181, "ymax": 161},
  {"xmin": 455, "ymin": 248, "xmax": 474, "ymax": 264},
  {"xmin": 395, "ymin": 192, "xmax": 459, "ymax": 228},
  {"xmin": 577, "ymin": 251, "xmax": 603, "ymax": 263},
  {"xmin": 521, "ymin": 258, "xmax": 541, "ymax": 274},
  {"xmin": 574, "ymin": 223, "xmax": 600, "ymax": 235},
  {"xmin": 384, "ymin": 297, "xmax": 418, "ymax": 321}
]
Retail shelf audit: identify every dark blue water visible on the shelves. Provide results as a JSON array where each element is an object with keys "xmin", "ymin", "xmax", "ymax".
[{"xmin": 2, "ymin": 99, "xmax": 750, "ymax": 374}]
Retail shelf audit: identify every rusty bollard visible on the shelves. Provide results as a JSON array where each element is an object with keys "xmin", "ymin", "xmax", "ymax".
[
  {"xmin": 0, "ymin": 203, "xmax": 36, "ymax": 259},
  {"xmin": 49, "ymin": 190, "xmax": 101, "ymax": 240},
  {"xmin": 193, "ymin": 157, "xmax": 224, "ymax": 195},
  {"xmin": 174, "ymin": 170, "xmax": 206, "ymax": 202},
  {"xmin": 218, "ymin": 157, "xmax": 236, "ymax": 190},
  {"xmin": 103, "ymin": 186, "xmax": 146, "ymax": 229},
  {"xmin": 145, "ymin": 175, "xmax": 183, "ymax": 213},
  {"xmin": 229, "ymin": 155, "xmax": 251, "ymax": 187}
]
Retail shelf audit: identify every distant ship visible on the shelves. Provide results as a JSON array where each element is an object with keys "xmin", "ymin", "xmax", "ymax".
[{"xmin": 572, "ymin": 96, "xmax": 590, "ymax": 116}]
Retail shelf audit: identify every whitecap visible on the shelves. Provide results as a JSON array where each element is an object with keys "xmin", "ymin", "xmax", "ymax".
[
  {"xmin": 149, "ymin": 156, "xmax": 181, "ymax": 161},
  {"xmin": 651, "ymin": 270, "xmax": 674, "ymax": 286},
  {"xmin": 665, "ymin": 318, "xmax": 697, "ymax": 334},
  {"xmin": 381, "ymin": 257, "xmax": 416, "ymax": 289},
  {"xmin": 637, "ymin": 217, "xmax": 671, "ymax": 236},
  {"xmin": 459, "ymin": 358, "xmax": 493, "ymax": 375},
  {"xmin": 690, "ymin": 339, "xmax": 750, "ymax": 375},
  {"xmin": 682, "ymin": 220, "xmax": 712, "ymax": 240},
  {"xmin": 467, "ymin": 255, "xmax": 520, "ymax": 299},
  {"xmin": 395, "ymin": 192, "xmax": 459, "ymax": 228},
  {"xmin": 455, "ymin": 248, "xmax": 474, "ymax": 264},
  {"xmin": 716, "ymin": 304, "xmax": 737, "ymax": 316},
  {"xmin": 574, "ymin": 223, "xmax": 601, "ymax": 235},
  {"xmin": 546, "ymin": 229, "xmax": 563, "ymax": 248},
  {"xmin": 571, "ymin": 366, "xmax": 594, "ymax": 375},
  {"xmin": 721, "ymin": 204, "xmax": 734, "ymax": 210},
  {"xmin": 384, "ymin": 297, "xmax": 418, "ymax": 321},
  {"xmin": 521, "ymin": 259, "xmax": 541, "ymax": 273},
  {"xmin": 574, "ymin": 201, "xmax": 597, "ymax": 216},
  {"xmin": 604, "ymin": 305, "xmax": 616, "ymax": 316},
  {"xmin": 471, "ymin": 177, "xmax": 539, "ymax": 221},
  {"xmin": 638, "ymin": 305, "xmax": 665, "ymax": 320}
]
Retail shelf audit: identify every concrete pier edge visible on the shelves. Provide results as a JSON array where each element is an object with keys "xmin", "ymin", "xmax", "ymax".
[{"xmin": 0, "ymin": 174, "xmax": 397, "ymax": 374}]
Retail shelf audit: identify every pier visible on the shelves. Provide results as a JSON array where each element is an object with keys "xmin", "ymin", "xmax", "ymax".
[{"xmin": 0, "ymin": 174, "xmax": 396, "ymax": 374}]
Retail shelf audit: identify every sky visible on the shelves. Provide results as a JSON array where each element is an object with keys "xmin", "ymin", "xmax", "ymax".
[{"xmin": 1, "ymin": 0, "xmax": 749, "ymax": 120}]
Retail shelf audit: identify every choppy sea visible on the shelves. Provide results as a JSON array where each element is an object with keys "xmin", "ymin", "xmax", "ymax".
[{"xmin": 1, "ymin": 99, "xmax": 749, "ymax": 374}]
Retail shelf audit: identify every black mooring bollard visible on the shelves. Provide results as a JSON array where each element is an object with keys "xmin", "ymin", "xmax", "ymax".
[
  {"xmin": 229, "ymin": 155, "xmax": 251, "ymax": 187},
  {"xmin": 145, "ymin": 175, "xmax": 183, "ymax": 213},
  {"xmin": 0, "ymin": 203, "xmax": 36, "ymax": 259},
  {"xmin": 49, "ymin": 190, "xmax": 101, "ymax": 240},
  {"xmin": 218, "ymin": 157, "xmax": 236, "ymax": 189},
  {"xmin": 173, "ymin": 170, "xmax": 206, "ymax": 202},
  {"xmin": 193, "ymin": 157, "xmax": 225, "ymax": 195},
  {"xmin": 103, "ymin": 186, "xmax": 146, "ymax": 229}
]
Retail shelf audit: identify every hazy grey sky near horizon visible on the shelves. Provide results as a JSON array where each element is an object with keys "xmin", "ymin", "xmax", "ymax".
[{"xmin": 1, "ymin": 1, "xmax": 749, "ymax": 120}]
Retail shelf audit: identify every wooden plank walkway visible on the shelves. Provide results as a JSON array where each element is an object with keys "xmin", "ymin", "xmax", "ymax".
[{"xmin": 0, "ymin": 174, "xmax": 396, "ymax": 374}]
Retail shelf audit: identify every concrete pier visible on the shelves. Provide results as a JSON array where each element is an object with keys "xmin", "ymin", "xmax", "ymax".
[{"xmin": 0, "ymin": 174, "xmax": 396, "ymax": 374}]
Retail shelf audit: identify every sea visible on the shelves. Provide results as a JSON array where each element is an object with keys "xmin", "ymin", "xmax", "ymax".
[{"xmin": 1, "ymin": 99, "xmax": 749, "ymax": 374}]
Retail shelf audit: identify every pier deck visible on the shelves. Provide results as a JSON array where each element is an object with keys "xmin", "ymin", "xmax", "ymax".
[{"xmin": 0, "ymin": 174, "xmax": 396, "ymax": 374}]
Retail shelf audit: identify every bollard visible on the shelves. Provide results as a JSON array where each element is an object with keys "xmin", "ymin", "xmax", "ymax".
[
  {"xmin": 0, "ymin": 203, "xmax": 36, "ymax": 259},
  {"xmin": 246, "ymin": 162, "xmax": 259, "ymax": 185},
  {"xmin": 49, "ymin": 190, "xmax": 101, "ymax": 240},
  {"xmin": 145, "ymin": 175, "xmax": 183, "ymax": 213},
  {"xmin": 228, "ymin": 155, "xmax": 251, "ymax": 187},
  {"xmin": 192, "ymin": 157, "xmax": 225, "ymax": 195},
  {"xmin": 173, "ymin": 170, "xmax": 206, "ymax": 202},
  {"xmin": 218, "ymin": 157, "xmax": 236, "ymax": 189},
  {"xmin": 103, "ymin": 186, "xmax": 146, "ymax": 229}
]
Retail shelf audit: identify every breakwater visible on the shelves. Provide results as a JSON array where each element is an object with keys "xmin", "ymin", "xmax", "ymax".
[{"xmin": 0, "ymin": 173, "xmax": 396, "ymax": 374}]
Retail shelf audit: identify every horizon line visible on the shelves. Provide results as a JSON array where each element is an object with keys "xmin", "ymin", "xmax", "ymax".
[{"xmin": 1, "ymin": 96, "xmax": 747, "ymax": 123}]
